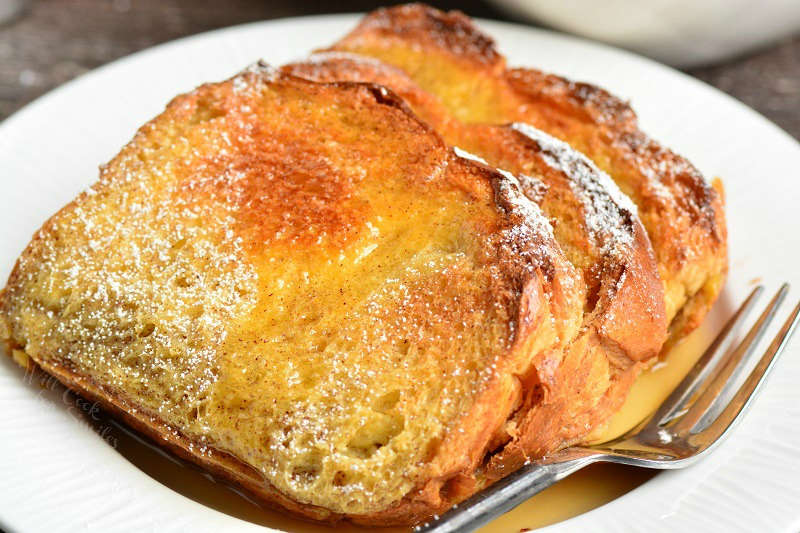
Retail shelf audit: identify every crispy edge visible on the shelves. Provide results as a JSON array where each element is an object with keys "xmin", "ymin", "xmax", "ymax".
[{"xmin": 505, "ymin": 68, "xmax": 728, "ymax": 339}]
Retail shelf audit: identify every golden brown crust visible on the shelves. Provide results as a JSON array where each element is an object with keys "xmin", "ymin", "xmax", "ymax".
[
  {"xmin": 0, "ymin": 66, "xmax": 584, "ymax": 525},
  {"xmin": 330, "ymin": 3, "xmax": 727, "ymax": 340}
]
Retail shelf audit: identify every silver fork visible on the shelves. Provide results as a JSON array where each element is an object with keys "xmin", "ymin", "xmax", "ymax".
[{"xmin": 417, "ymin": 284, "xmax": 800, "ymax": 533}]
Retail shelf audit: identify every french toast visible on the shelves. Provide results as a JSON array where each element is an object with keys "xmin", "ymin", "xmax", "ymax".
[
  {"xmin": 0, "ymin": 65, "xmax": 589, "ymax": 524},
  {"xmin": 284, "ymin": 53, "xmax": 668, "ymax": 470},
  {"xmin": 0, "ymin": 5, "xmax": 730, "ymax": 527},
  {"xmin": 328, "ymin": 3, "xmax": 728, "ymax": 342}
]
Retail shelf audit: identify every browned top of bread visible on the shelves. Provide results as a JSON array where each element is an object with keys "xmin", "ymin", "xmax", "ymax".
[
  {"xmin": 0, "ymin": 65, "xmax": 584, "ymax": 524},
  {"xmin": 329, "ymin": 3, "xmax": 727, "ymax": 339}
]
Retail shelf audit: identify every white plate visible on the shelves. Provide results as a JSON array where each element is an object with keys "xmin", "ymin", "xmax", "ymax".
[{"xmin": 1, "ymin": 14, "xmax": 799, "ymax": 533}]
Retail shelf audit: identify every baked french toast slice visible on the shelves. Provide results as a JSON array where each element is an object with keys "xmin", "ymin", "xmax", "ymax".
[
  {"xmin": 328, "ymin": 3, "xmax": 728, "ymax": 342},
  {"xmin": 0, "ymin": 65, "xmax": 586, "ymax": 525},
  {"xmin": 284, "ymin": 52, "xmax": 667, "ymax": 472}
]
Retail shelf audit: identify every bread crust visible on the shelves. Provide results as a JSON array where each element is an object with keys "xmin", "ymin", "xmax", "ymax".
[
  {"xmin": 330, "ymin": 3, "xmax": 727, "ymax": 341},
  {"xmin": 1, "ymin": 67, "xmax": 584, "ymax": 525}
]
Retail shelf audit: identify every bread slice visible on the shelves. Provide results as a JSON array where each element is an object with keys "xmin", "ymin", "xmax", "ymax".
[
  {"xmin": 284, "ymin": 52, "xmax": 667, "ymax": 473},
  {"xmin": 0, "ymin": 65, "xmax": 587, "ymax": 524},
  {"xmin": 328, "ymin": 3, "xmax": 728, "ymax": 342}
]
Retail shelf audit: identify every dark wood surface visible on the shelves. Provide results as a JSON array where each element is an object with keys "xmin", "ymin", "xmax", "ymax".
[{"xmin": 1, "ymin": 0, "xmax": 798, "ymax": 140}]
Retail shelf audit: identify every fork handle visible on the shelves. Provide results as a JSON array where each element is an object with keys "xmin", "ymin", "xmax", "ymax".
[{"xmin": 416, "ymin": 452, "xmax": 600, "ymax": 533}]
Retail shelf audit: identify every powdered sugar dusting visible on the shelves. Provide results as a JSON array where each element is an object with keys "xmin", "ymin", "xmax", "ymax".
[
  {"xmin": 304, "ymin": 51, "xmax": 393, "ymax": 69},
  {"xmin": 454, "ymin": 146, "xmax": 570, "ymax": 296},
  {"xmin": 454, "ymin": 145, "xmax": 489, "ymax": 166},
  {"xmin": 455, "ymin": 145, "xmax": 566, "ymax": 265},
  {"xmin": 233, "ymin": 60, "xmax": 279, "ymax": 93},
  {"xmin": 511, "ymin": 122, "xmax": 636, "ymax": 257},
  {"xmin": 454, "ymin": 146, "xmax": 555, "ymax": 246}
]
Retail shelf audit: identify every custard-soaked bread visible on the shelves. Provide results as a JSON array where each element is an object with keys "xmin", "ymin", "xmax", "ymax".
[
  {"xmin": 0, "ymin": 65, "xmax": 586, "ymax": 524},
  {"xmin": 284, "ymin": 53, "xmax": 667, "ymax": 467},
  {"xmin": 329, "ymin": 3, "xmax": 728, "ymax": 340}
]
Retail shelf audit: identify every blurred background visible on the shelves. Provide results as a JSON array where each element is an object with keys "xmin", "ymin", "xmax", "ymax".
[{"xmin": 0, "ymin": 0, "xmax": 798, "ymax": 139}]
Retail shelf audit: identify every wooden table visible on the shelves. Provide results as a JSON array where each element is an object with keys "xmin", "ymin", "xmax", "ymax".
[{"xmin": 1, "ymin": 0, "xmax": 798, "ymax": 140}]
